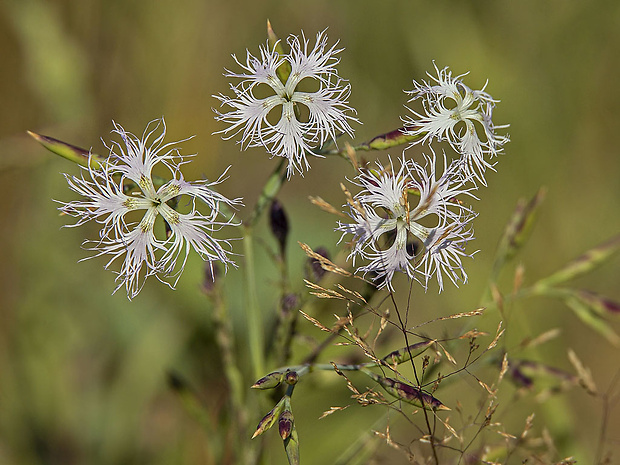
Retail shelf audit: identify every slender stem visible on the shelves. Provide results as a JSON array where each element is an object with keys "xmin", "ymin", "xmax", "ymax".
[
  {"xmin": 248, "ymin": 159, "xmax": 287, "ymax": 228},
  {"xmin": 208, "ymin": 286, "xmax": 251, "ymax": 463},
  {"xmin": 210, "ymin": 288, "xmax": 246, "ymax": 421},
  {"xmin": 243, "ymin": 159, "xmax": 288, "ymax": 379},
  {"xmin": 243, "ymin": 227, "xmax": 265, "ymax": 379}
]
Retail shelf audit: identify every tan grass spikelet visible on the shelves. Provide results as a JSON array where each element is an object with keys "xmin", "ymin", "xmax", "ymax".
[
  {"xmin": 308, "ymin": 195, "xmax": 346, "ymax": 217},
  {"xmin": 299, "ymin": 242, "xmax": 351, "ymax": 277}
]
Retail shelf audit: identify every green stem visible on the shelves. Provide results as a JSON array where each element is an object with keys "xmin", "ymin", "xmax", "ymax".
[
  {"xmin": 248, "ymin": 159, "xmax": 287, "ymax": 228},
  {"xmin": 243, "ymin": 159, "xmax": 288, "ymax": 379},
  {"xmin": 243, "ymin": 227, "xmax": 265, "ymax": 379},
  {"xmin": 208, "ymin": 287, "xmax": 251, "ymax": 463}
]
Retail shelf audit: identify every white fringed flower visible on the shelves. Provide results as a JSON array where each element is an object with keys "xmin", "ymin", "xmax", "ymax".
[
  {"xmin": 402, "ymin": 64, "xmax": 508, "ymax": 186},
  {"xmin": 59, "ymin": 119, "xmax": 242, "ymax": 299},
  {"xmin": 337, "ymin": 153, "xmax": 476, "ymax": 291},
  {"xmin": 214, "ymin": 30, "xmax": 358, "ymax": 176}
]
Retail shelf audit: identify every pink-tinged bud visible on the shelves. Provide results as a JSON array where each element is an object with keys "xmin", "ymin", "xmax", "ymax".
[
  {"xmin": 269, "ymin": 199, "xmax": 289, "ymax": 256},
  {"xmin": 508, "ymin": 359, "xmax": 577, "ymax": 389},
  {"xmin": 252, "ymin": 398, "xmax": 286, "ymax": 439},
  {"xmin": 285, "ymin": 371, "xmax": 299, "ymax": 386},
  {"xmin": 27, "ymin": 130, "xmax": 104, "ymax": 168},
  {"xmin": 576, "ymin": 290, "xmax": 620, "ymax": 315},
  {"xmin": 251, "ymin": 371, "xmax": 285, "ymax": 390},
  {"xmin": 281, "ymin": 293, "xmax": 299, "ymax": 316},
  {"xmin": 363, "ymin": 370, "xmax": 449, "ymax": 411},
  {"xmin": 278, "ymin": 410, "xmax": 294, "ymax": 440},
  {"xmin": 365, "ymin": 127, "xmax": 420, "ymax": 151}
]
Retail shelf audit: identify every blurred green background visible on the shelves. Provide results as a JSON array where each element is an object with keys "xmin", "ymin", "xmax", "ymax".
[{"xmin": 1, "ymin": 0, "xmax": 619, "ymax": 463}]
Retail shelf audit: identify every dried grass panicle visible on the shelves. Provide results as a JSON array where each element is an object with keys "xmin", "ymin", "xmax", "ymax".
[
  {"xmin": 299, "ymin": 242, "xmax": 351, "ymax": 277},
  {"xmin": 373, "ymin": 425, "xmax": 416, "ymax": 461},
  {"xmin": 486, "ymin": 321, "xmax": 505, "ymax": 351},
  {"xmin": 567, "ymin": 349, "xmax": 598, "ymax": 396},
  {"xmin": 309, "ymin": 195, "xmax": 346, "ymax": 217},
  {"xmin": 411, "ymin": 308, "xmax": 485, "ymax": 330},
  {"xmin": 318, "ymin": 405, "xmax": 349, "ymax": 420},
  {"xmin": 299, "ymin": 310, "xmax": 333, "ymax": 333}
]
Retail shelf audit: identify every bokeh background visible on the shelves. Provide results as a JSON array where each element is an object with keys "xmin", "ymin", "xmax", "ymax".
[{"xmin": 1, "ymin": 0, "xmax": 619, "ymax": 463}]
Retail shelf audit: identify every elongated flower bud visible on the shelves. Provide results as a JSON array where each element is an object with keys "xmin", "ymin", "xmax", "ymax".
[
  {"xmin": 270, "ymin": 199, "xmax": 289, "ymax": 256},
  {"xmin": 267, "ymin": 20, "xmax": 292, "ymax": 84},
  {"xmin": 381, "ymin": 340, "xmax": 435, "ymax": 365},
  {"xmin": 278, "ymin": 410, "xmax": 294, "ymax": 440},
  {"xmin": 363, "ymin": 370, "xmax": 449, "ymax": 410},
  {"xmin": 251, "ymin": 370, "xmax": 286, "ymax": 390},
  {"xmin": 285, "ymin": 371, "xmax": 299, "ymax": 386},
  {"xmin": 28, "ymin": 131, "xmax": 103, "ymax": 168},
  {"xmin": 365, "ymin": 127, "xmax": 420, "ymax": 151},
  {"xmin": 252, "ymin": 397, "xmax": 286, "ymax": 439}
]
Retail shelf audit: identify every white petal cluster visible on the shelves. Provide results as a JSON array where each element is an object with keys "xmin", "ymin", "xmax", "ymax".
[
  {"xmin": 214, "ymin": 30, "xmax": 358, "ymax": 176},
  {"xmin": 338, "ymin": 154, "xmax": 477, "ymax": 292},
  {"xmin": 402, "ymin": 64, "xmax": 508, "ymax": 185},
  {"xmin": 59, "ymin": 119, "xmax": 242, "ymax": 299}
]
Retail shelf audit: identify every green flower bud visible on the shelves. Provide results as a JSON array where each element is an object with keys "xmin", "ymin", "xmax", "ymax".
[
  {"xmin": 252, "ymin": 397, "xmax": 286, "ymax": 439},
  {"xmin": 251, "ymin": 370, "xmax": 286, "ymax": 390}
]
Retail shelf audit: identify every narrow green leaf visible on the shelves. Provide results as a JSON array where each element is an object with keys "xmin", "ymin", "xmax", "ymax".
[
  {"xmin": 491, "ymin": 188, "xmax": 546, "ymax": 280},
  {"xmin": 534, "ymin": 235, "xmax": 620, "ymax": 289},
  {"xmin": 563, "ymin": 292, "xmax": 620, "ymax": 347}
]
